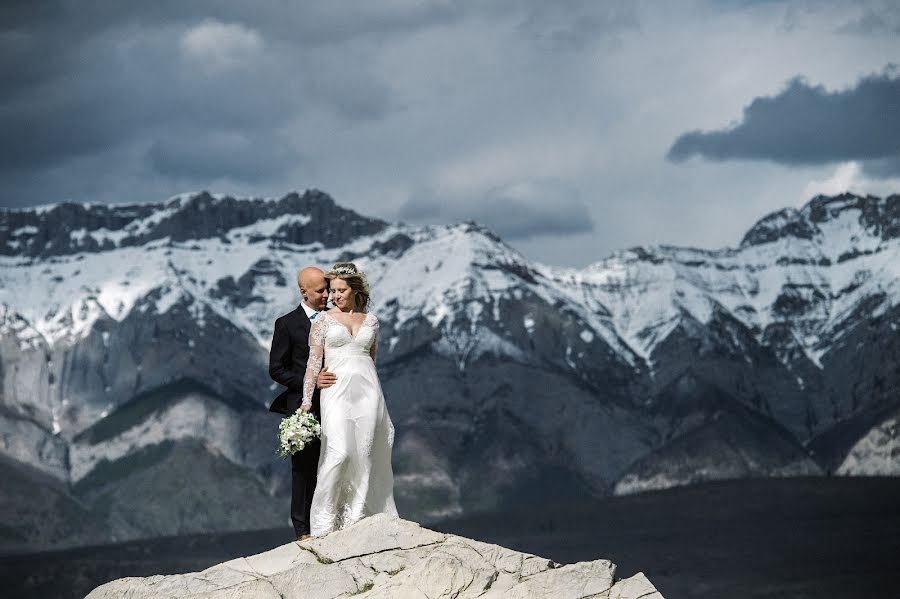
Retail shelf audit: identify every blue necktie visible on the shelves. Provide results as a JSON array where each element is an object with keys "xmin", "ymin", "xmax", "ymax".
[{"xmin": 310, "ymin": 312, "xmax": 318, "ymax": 320}]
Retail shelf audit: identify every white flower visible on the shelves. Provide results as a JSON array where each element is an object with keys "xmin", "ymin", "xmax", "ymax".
[{"xmin": 277, "ymin": 412, "xmax": 322, "ymax": 458}]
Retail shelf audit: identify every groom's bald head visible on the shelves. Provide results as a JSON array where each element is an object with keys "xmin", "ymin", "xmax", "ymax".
[
  {"xmin": 298, "ymin": 267, "xmax": 329, "ymax": 311},
  {"xmin": 298, "ymin": 267, "xmax": 324, "ymax": 288}
]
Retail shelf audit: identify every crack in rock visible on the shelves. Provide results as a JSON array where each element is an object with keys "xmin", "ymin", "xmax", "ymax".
[
  {"xmin": 311, "ymin": 539, "xmax": 446, "ymax": 564},
  {"xmin": 296, "ymin": 542, "xmax": 334, "ymax": 564}
]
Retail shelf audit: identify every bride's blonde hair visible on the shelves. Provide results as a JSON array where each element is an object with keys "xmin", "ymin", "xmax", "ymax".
[{"xmin": 325, "ymin": 262, "xmax": 370, "ymax": 311}]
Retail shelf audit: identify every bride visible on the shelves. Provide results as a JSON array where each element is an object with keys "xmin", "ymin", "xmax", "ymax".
[{"xmin": 300, "ymin": 262, "xmax": 398, "ymax": 536}]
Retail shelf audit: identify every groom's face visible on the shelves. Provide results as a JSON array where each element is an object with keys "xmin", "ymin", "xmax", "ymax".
[{"xmin": 300, "ymin": 272, "xmax": 329, "ymax": 311}]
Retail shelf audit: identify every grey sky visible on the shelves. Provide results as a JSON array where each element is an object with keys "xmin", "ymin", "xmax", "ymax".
[
  {"xmin": 1, "ymin": 0, "xmax": 898, "ymax": 267},
  {"xmin": 398, "ymin": 179, "xmax": 595, "ymax": 239}
]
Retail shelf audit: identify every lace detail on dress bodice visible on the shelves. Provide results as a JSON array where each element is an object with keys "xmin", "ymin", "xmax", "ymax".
[
  {"xmin": 324, "ymin": 312, "xmax": 378, "ymax": 352},
  {"xmin": 301, "ymin": 312, "xmax": 380, "ymax": 409}
]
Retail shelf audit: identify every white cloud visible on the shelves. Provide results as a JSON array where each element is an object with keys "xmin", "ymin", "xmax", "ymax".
[
  {"xmin": 180, "ymin": 20, "xmax": 263, "ymax": 74},
  {"xmin": 803, "ymin": 161, "xmax": 900, "ymax": 199},
  {"xmin": 803, "ymin": 162, "xmax": 863, "ymax": 198}
]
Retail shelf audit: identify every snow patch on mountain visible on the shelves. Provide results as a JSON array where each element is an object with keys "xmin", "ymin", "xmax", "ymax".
[
  {"xmin": 0, "ymin": 304, "xmax": 45, "ymax": 351},
  {"xmin": 567, "ymin": 198, "xmax": 900, "ymax": 367},
  {"xmin": 836, "ymin": 414, "xmax": 900, "ymax": 476},
  {"xmin": 4, "ymin": 192, "xmax": 900, "ymax": 377}
]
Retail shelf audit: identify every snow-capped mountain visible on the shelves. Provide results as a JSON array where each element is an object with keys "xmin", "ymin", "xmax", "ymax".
[{"xmin": 1, "ymin": 190, "xmax": 898, "ymax": 551}]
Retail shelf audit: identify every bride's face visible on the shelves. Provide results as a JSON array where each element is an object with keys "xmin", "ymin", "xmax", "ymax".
[{"xmin": 330, "ymin": 278, "xmax": 356, "ymax": 310}]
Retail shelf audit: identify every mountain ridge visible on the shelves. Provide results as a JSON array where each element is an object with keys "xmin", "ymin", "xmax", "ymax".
[
  {"xmin": 0, "ymin": 190, "xmax": 388, "ymax": 258},
  {"xmin": 2, "ymin": 189, "xmax": 899, "ymax": 551}
]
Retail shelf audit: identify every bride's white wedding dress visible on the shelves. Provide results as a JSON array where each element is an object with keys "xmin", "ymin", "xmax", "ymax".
[{"xmin": 301, "ymin": 311, "xmax": 398, "ymax": 536}]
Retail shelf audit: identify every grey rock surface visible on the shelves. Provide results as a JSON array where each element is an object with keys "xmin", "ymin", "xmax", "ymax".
[{"xmin": 85, "ymin": 514, "xmax": 664, "ymax": 599}]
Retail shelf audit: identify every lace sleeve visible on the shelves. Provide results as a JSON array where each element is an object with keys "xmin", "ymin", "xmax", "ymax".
[
  {"xmin": 301, "ymin": 316, "xmax": 327, "ymax": 410},
  {"xmin": 368, "ymin": 313, "xmax": 379, "ymax": 364}
]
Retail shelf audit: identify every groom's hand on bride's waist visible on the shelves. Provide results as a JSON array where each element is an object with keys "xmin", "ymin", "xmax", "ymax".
[{"xmin": 317, "ymin": 367, "xmax": 337, "ymax": 389}]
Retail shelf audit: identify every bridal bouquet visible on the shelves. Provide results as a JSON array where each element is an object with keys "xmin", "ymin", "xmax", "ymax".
[{"xmin": 277, "ymin": 411, "xmax": 322, "ymax": 458}]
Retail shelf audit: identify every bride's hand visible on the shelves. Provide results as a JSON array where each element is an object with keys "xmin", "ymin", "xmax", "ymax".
[{"xmin": 298, "ymin": 404, "xmax": 311, "ymax": 413}]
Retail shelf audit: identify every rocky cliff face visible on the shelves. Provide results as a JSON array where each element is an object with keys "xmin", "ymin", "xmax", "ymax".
[
  {"xmin": 1, "ymin": 190, "xmax": 899, "ymax": 551},
  {"xmin": 85, "ymin": 514, "xmax": 666, "ymax": 599}
]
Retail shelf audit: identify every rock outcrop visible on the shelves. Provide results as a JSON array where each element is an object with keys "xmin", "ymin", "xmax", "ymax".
[{"xmin": 85, "ymin": 514, "xmax": 664, "ymax": 598}]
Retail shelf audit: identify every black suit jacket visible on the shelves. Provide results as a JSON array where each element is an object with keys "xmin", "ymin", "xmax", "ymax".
[{"xmin": 268, "ymin": 305, "xmax": 321, "ymax": 416}]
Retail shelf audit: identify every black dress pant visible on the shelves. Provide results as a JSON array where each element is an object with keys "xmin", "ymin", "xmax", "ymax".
[{"xmin": 291, "ymin": 438, "xmax": 320, "ymax": 537}]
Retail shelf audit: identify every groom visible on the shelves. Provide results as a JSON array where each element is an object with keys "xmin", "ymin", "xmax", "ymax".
[{"xmin": 269, "ymin": 266, "xmax": 336, "ymax": 541}]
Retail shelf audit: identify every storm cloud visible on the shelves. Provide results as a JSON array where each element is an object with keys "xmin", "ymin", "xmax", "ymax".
[
  {"xmin": 0, "ymin": 1, "xmax": 441, "ymax": 184},
  {"xmin": 667, "ymin": 69, "xmax": 900, "ymax": 175}
]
